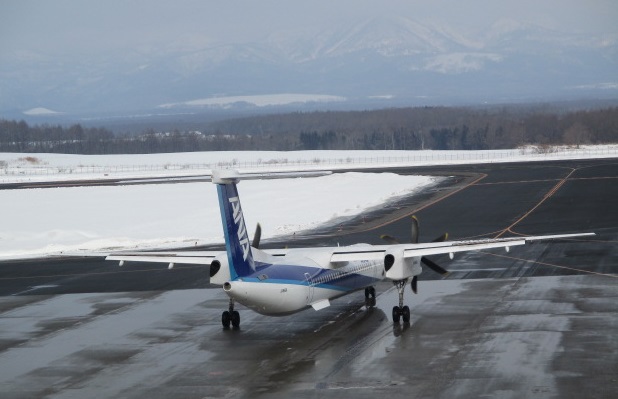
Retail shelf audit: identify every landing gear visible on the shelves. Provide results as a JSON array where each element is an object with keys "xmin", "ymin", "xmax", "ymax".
[
  {"xmin": 364, "ymin": 286, "xmax": 376, "ymax": 307},
  {"xmin": 392, "ymin": 305, "xmax": 410, "ymax": 323},
  {"xmin": 392, "ymin": 279, "xmax": 411, "ymax": 323},
  {"xmin": 401, "ymin": 305, "xmax": 410, "ymax": 323},
  {"xmin": 222, "ymin": 298, "xmax": 240, "ymax": 329},
  {"xmin": 231, "ymin": 311, "xmax": 240, "ymax": 328}
]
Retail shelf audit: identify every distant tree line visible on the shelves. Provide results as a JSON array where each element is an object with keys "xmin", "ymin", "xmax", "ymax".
[{"xmin": 1, "ymin": 106, "xmax": 617, "ymax": 154}]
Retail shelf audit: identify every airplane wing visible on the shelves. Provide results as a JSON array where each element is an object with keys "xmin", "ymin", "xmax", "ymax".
[
  {"xmin": 106, "ymin": 251, "xmax": 220, "ymax": 266},
  {"xmin": 329, "ymin": 232, "xmax": 595, "ymax": 262},
  {"xmin": 101, "ymin": 232, "xmax": 594, "ymax": 269}
]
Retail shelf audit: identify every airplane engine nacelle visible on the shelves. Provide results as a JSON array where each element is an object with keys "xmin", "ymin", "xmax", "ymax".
[
  {"xmin": 383, "ymin": 247, "xmax": 421, "ymax": 280},
  {"xmin": 209, "ymin": 254, "xmax": 231, "ymax": 285}
]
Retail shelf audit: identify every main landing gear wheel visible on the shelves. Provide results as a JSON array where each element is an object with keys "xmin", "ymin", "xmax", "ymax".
[
  {"xmin": 222, "ymin": 311, "xmax": 231, "ymax": 328},
  {"xmin": 222, "ymin": 299, "xmax": 240, "ymax": 329},
  {"xmin": 364, "ymin": 286, "xmax": 377, "ymax": 307},
  {"xmin": 231, "ymin": 311, "xmax": 240, "ymax": 328},
  {"xmin": 401, "ymin": 305, "xmax": 410, "ymax": 323},
  {"xmin": 392, "ymin": 306, "xmax": 401, "ymax": 323},
  {"xmin": 391, "ymin": 280, "xmax": 411, "ymax": 323},
  {"xmin": 392, "ymin": 305, "xmax": 410, "ymax": 323}
]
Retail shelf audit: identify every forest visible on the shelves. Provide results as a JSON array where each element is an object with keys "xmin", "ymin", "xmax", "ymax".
[{"xmin": 1, "ymin": 105, "xmax": 617, "ymax": 154}]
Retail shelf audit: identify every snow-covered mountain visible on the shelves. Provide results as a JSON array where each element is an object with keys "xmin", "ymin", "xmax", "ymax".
[{"xmin": 2, "ymin": 17, "xmax": 616, "ymax": 119}]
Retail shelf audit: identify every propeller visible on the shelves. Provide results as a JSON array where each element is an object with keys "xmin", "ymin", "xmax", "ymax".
[
  {"xmin": 380, "ymin": 234, "xmax": 400, "ymax": 245},
  {"xmin": 420, "ymin": 255, "xmax": 449, "ymax": 276},
  {"xmin": 411, "ymin": 215, "xmax": 419, "ymax": 243},
  {"xmin": 252, "ymin": 223, "xmax": 262, "ymax": 249},
  {"xmin": 381, "ymin": 216, "xmax": 450, "ymax": 279},
  {"xmin": 410, "ymin": 215, "xmax": 449, "ymax": 244},
  {"xmin": 432, "ymin": 232, "xmax": 449, "ymax": 243}
]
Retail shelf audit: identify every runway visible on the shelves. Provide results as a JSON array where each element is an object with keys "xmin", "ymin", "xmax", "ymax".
[{"xmin": 1, "ymin": 159, "xmax": 617, "ymax": 398}]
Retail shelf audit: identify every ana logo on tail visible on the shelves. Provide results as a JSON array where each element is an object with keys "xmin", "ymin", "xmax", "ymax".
[{"xmin": 229, "ymin": 196, "xmax": 250, "ymax": 261}]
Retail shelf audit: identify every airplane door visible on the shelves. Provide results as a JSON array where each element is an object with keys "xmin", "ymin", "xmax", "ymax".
[{"xmin": 304, "ymin": 272, "xmax": 314, "ymax": 304}]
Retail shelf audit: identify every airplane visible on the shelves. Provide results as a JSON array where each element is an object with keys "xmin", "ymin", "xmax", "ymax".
[{"xmin": 106, "ymin": 169, "xmax": 595, "ymax": 328}]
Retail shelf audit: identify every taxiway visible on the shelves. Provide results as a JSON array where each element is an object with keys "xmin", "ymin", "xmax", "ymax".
[{"xmin": 0, "ymin": 158, "xmax": 616, "ymax": 398}]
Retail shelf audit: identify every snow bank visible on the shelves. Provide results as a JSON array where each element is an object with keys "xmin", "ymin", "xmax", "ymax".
[
  {"xmin": 2, "ymin": 146, "xmax": 617, "ymax": 184},
  {"xmin": 0, "ymin": 172, "xmax": 437, "ymax": 260}
]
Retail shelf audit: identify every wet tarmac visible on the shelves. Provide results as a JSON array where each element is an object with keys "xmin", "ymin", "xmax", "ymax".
[
  {"xmin": 1, "ymin": 158, "xmax": 617, "ymax": 398},
  {"xmin": 0, "ymin": 276, "xmax": 615, "ymax": 398}
]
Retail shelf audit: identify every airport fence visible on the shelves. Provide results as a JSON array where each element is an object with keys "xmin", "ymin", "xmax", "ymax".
[{"xmin": 2, "ymin": 146, "xmax": 618, "ymax": 181}]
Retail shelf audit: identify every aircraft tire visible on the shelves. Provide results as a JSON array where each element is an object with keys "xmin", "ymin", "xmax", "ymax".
[
  {"xmin": 231, "ymin": 311, "xmax": 240, "ymax": 328},
  {"xmin": 402, "ymin": 306, "xmax": 410, "ymax": 323},
  {"xmin": 392, "ymin": 306, "xmax": 401, "ymax": 323},
  {"xmin": 222, "ymin": 311, "xmax": 231, "ymax": 328}
]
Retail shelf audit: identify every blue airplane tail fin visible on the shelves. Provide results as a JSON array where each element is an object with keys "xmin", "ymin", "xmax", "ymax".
[
  {"xmin": 213, "ymin": 172, "xmax": 255, "ymax": 279},
  {"xmin": 211, "ymin": 169, "xmax": 332, "ymax": 279}
]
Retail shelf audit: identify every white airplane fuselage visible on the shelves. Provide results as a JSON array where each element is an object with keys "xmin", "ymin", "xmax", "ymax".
[{"xmin": 220, "ymin": 254, "xmax": 388, "ymax": 316}]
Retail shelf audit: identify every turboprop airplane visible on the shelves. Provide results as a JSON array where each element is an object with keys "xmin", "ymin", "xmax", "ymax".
[{"xmin": 106, "ymin": 169, "xmax": 595, "ymax": 328}]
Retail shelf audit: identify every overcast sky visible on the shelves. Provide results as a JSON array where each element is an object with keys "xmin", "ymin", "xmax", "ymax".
[{"xmin": 2, "ymin": 0, "xmax": 617, "ymax": 58}]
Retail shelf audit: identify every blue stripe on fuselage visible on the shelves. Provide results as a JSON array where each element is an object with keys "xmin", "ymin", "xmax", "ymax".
[{"xmin": 238, "ymin": 263, "xmax": 380, "ymax": 292}]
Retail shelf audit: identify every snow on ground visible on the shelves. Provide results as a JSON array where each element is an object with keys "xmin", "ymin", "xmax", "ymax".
[
  {"xmin": 158, "ymin": 93, "xmax": 346, "ymax": 108},
  {"xmin": 0, "ymin": 172, "xmax": 437, "ymax": 260},
  {"xmin": 2, "ymin": 146, "xmax": 617, "ymax": 260},
  {"xmin": 22, "ymin": 107, "xmax": 61, "ymax": 116},
  {"xmin": 2, "ymin": 146, "xmax": 618, "ymax": 184}
]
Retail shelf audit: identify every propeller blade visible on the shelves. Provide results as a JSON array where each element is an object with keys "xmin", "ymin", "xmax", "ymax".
[
  {"xmin": 380, "ymin": 234, "xmax": 400, "ymax": 245},
  {"xmin": 432, "ymin": 232, "xmax": 449, "ymax": 242},
  {"xmin": 411, "ymin": 276, "xmax": 418, "ymax": 294},
  {"xmin": 421, "ymin": 256, "xmax": 450, "ymax": 276},
  {"xmin": 410, "ymin": 216, "xmax": 419, "ymax": 244},
  {"xmin": 252, "ymin": 223, "xmax": 262, "ymax": 249}
]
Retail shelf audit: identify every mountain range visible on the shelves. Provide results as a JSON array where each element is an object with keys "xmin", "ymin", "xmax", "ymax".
[{"xmin": 2, "ymin": 17, "xmax": 617, "ymax": 121}]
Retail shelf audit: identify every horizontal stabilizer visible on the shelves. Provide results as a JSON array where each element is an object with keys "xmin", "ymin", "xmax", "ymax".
[{"xmin": 211, "ymin": 169, "xmax": 331, "ymax": 184}]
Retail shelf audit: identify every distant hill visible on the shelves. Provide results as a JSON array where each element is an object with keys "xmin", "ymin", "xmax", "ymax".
[{"xmin": 2, "ymin": 17, "xmax": 616, "ymax": 119}]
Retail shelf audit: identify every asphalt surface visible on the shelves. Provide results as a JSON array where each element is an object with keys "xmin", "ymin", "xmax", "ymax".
[{"xmin": 1, "ymin": 158, "xmax": 617, "ymax": 398}]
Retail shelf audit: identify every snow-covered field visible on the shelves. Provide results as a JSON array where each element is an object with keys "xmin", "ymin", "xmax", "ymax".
[
  {"xmin": 0, "ymin": 170, "xmax": 437, "ymax": 260},
  {"xmin": 159, "ymin": 93, "xmax": 346, "ymax": 109},
  {"xmin": 2, "ymin": 146, "xmax": 618, "ymax": 184},
  {"xmin": 1, "ymin": 146, "xmax": 616, "ymax": 260}
]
